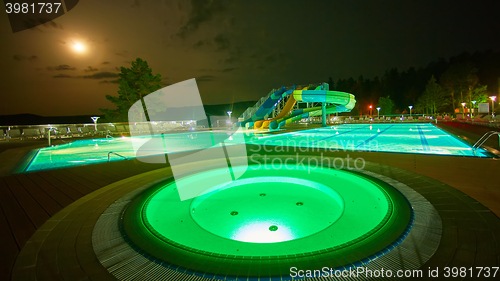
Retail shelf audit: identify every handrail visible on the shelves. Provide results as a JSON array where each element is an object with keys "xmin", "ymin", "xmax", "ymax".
[
  {"xmin": 472, "ymin": 131, "xmax": 500, "ymax": 154},
  {"xmin": 108, "ymin": 151, "xmax": 127, "ymax": 162}
]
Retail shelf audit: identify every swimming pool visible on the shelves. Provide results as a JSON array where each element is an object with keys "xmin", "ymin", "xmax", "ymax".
[
  {"xmin": 24, "ymin": 123, "xmax": 489, "ymax": 172},
  {"xmin": 251, "ymin": 123, "xmax": 490, "ymax": 156}
]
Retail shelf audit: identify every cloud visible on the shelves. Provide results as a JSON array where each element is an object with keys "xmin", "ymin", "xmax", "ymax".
[
  {"xmin": 196, "ymin": 75, "xmax": 215, "ymax": 82},
  {"xmin": 222, "ymin": 56, "xmax": 238, "ymax": 64},
  {"xmin": 13, "ymin": 55, "xmax": 38, "ymax": 62},
  {"xmin": 131, "ymin": 0, "xmax": 141, "ymax": 8},
  {"xmin": 42, "ymin": 19, "xmax": 63, "ymax": 30},
  {"xmin": 193, "ymin": 40, "xmax": 207, "ymax": 48},
  {"xmin": 102, "ymin": 61, "xmax": 111, "ymax": 65},
  {"xmin": 53, "ymin": 74, "xmax": 73, "ymax": 78},
  {"xmin": 177, "ymin": 0, "xmax": 225, "ymax": 38},
  {"xmin": 99, "ymin": 79, "xmax": 120, "ymax": 84},
  {"xmin": 84, "ymin": 66, "xmax": 99, "ymax": 72},
  {"xmin": 213, "ymin": 34, "xmax": 230, "ymax": 51},
  {"xmin": 264, "ymin": 52, "xmax": 285, "ymax": 64},
  {"xmin": 82, "ymin": 72, "xmax": 119, "ymax": 79},
  {"xmin": 114, "ymin": 51, "xmax": 128, "ymax": 57},
  {"xmin": 24, "ymin": 18, "xmax": 63, "ymax": 31},
  {"xmin": 222, "ymin": 67, "xmax": 237, "ymax": 72},
  {"xmin": 47, "ymin": 64, "xmax": 77, "ymax": 71}
]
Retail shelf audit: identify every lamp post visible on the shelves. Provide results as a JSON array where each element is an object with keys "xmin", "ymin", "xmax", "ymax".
[
  {"xmin": 471, "ymin": 101, "xmax": 476, "ymax": 118},
  {"xmin": 91, "ymin": 116, "xmax": 100, "ymax": 132},
  {"xmin": 376, "ymin": 107, "xmax": 380, "ymax": 119},
  {"xmin": 369, "ymin": 105, "xmax": 372, "ymax": 116},
  {"xmin": 461, "ymin": 102, "xmax": 466, "ymax": 118},
  {"xmin": 490, "ymin": 96, "xmax": 496, "ymax": 117},
  {"xmin": 408, "ymin": 105, "xmax": 413, "ymax": 117},
  {"xmin": 226, "ymin": 111, "xmax": 232, "ymax": 127}
]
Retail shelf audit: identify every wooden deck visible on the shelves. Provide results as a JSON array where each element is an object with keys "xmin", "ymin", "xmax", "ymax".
[{"xmin": 0, "ymin": 157, "xmax": 165, "ymax": 280}]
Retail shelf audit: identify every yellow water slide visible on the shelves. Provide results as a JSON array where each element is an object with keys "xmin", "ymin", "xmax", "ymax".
[{"xmin": 253, "ymin": 87, "xmax": 307, "ymax": 129}]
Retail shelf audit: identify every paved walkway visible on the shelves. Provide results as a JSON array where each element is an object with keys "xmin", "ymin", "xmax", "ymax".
[{"xmin": 0, "ymin": 157, "xmax": 165, "ymax": 280}]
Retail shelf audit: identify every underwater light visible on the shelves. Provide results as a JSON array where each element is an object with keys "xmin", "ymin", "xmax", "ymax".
[{"xmin": 231, "ymin": 221, "xmax": 294, "ymax": 243}]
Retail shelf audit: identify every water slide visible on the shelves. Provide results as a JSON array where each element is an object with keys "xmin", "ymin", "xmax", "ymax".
[
  {"xmin": 253, "ymin": 87, "xmax": 308, "ymax": 129},
  {"xmin": 269, "ymin": 89, "xmax": 355, "ymax": 130},
  {"xmin": 239, "ymin": 87, "xmax": 288, "ymax": 128},
  {"xmin": 240, "ymin": 84, "xmax": 355, "ymax": 130}
]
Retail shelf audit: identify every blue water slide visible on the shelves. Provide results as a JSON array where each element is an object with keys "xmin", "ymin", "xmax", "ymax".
[{"xmin": 239, "ymin": 86, "xmax": 288, "ymax": 128}]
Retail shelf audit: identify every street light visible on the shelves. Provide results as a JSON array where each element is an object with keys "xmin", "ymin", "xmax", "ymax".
[
  {"xmin": 369, "ymin": 105, "xmax": 372, "ymax": 116},
  {"xmin": 471, "ymin": 101, "xmax": 476, "ymax": 118},
  {"xmin": 376, "ymin": 107, "xmax": 380, "ymax": 119},
  {"xmin": 408, "ymin": 105, "xmax": 413, "ymax": 117},
  {"xmin": 226, "ymin": 111, "xmax": 233, "ymax": 127},
  {"xmin": 461, "ymin": 102, "xmax": 466, "ymax": 117},
  {"xmin": 91, "ymin": 116, "xmax": 100, "ymax": 132},
  {"xmin": 490, "ymin": 96, "xmax": 496, "ymax": 117}
]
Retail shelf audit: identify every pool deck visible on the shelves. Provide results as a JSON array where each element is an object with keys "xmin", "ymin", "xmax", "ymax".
[{"xmin": 1, "ymin": 122, "xmax": 499, "ymax": 280}]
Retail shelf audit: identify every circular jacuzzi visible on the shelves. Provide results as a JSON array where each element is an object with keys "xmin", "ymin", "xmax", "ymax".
[{"xmin": 122, "ymin": 164, "xmax": 412, "ymax": 278}]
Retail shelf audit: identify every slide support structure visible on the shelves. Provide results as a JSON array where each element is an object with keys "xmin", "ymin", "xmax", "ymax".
[
  {"xmin": 322, "ymin": 102, "xmax": 327, "ymax": 127},
  {"xmin": 322, "ymin": 82, "xmax": 328, "ymax": 127}
]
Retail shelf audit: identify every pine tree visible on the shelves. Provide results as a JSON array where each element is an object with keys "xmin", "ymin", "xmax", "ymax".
[
  {"xmin": 99, "ymin": 58, "xmax": 162, "ymax": 122},
  {"xmin": 377, "ymin": 96, "xmax": 395, "ymax": 115},
  {"xmin": 418, "ymin": 75, "xmax": 447, "ymax": 115}
]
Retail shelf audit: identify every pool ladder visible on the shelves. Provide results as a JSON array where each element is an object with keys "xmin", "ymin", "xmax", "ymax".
[
  {"xmin": 472, "ymin": 131, "xmax": 500, "ymax": 155},
  {"xmin": 108, "ymin": 151, "xmax": 127, "ymax": 162}
]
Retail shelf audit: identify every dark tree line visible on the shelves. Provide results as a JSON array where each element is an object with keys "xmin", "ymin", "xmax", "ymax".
[{"xmin": 329, "ymin": 50, "xmax": 500, "ymax": 115}]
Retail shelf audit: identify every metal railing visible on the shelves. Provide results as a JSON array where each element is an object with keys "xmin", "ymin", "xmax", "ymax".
[
  {"xmin": 108, "ymin": 151, "xmax": 127, "ymax": 162},
  {"xmin": 0, "ymin": 120, "xmax": 202, "ymax": 143},
  {"xmin": 472, "ymin": 131, "xmax": 500, "ymax": 154},
  {"xmin": 240, "ymin": 88, "xmax": 277, "ymax": 121}
]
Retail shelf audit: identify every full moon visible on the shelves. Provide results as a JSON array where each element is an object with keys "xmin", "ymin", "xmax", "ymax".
[{"xmin": 73, "ymin": 43, "xmax": 85, "ymax": 52}]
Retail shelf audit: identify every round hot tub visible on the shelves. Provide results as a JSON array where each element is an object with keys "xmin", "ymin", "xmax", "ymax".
[{"xmin": 123, "ymin": 164, "xmax": 412, "ymax": 278}]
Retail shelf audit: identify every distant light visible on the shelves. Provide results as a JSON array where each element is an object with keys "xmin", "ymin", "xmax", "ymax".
[
  {"xmin": 369, "ymin": 105, "xmax": 372, "ymax": 109},
  {"xmin": 461, "ymin": 102, "xmax": 466, "ymax": 107},
  {"xmin": 472, "ymin": 100, "xmax": 476, "ymax": 105},
  {"xmin": 408, "ymin": 105, "xmax": 413, "ymax": 110},
  {"xmin": 376, "ymin": 107, "xmax": 380, "ymax": 111},
  {"xmin": 227, "ymin": 111, "xmax": 232, "ymax": 117},
  {"xmin": 490, "ymin": 96, "xmax": 497, "ymax": 102}
]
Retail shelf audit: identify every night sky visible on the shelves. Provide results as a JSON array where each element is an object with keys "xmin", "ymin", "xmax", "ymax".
[{"xmin": 1, "ymin": 0, "xmax": 499, "ymax": 116}]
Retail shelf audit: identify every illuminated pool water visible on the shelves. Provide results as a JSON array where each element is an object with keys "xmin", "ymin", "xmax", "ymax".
[
  {"xmin": 250, "ymin": 123, "xmax": 491, "ymax": 156},
  {"xmin": 123, "ymin": 164, "xmax": 412, "ymax": 278},
  {"xmin": 190, "ymin": 176, "xmax": 345, "ymax": 243},
  {"xmin": 24, "ymin": 123, "xmax": 490, "ymax": 172}
]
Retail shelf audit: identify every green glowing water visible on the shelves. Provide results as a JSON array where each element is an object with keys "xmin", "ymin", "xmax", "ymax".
[{"xmin": 143, "ymin": 165, "xmax": 391, "ymax": 256}]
